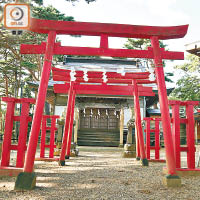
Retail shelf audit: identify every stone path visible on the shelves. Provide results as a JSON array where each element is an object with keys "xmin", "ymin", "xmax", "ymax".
[{"xmin": 0, "ymin": 146, "xmax": 200, "ymax": 199}]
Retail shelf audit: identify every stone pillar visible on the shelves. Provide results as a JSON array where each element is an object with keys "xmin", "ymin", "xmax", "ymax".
[
  {"xmin": 119, "ymin": 108, "xmax": 124, "ymax": 147},
  {"xmin": 54, "ymin": 119, "xmax": 64, "ymax": 156},
  {"xmin": 57, "ymin": 120, "xmax": 64, "ymax": 144},
  {"xmin": 122, "ymin": 107, "xmax": 136, "ymax": 158},
  {"xmin": 127, "ymin": 126, "xmax": 133, "ymax": 144},
  {"xmin": 127, "ymin": 107, "xmax": 135, "ymax": 144},
  {"xmin": 74, "ymin": 108, "xmax": 79, "ymax": 144},
  {"xmin": 70, "ymin": 121, "xmax": 79, "ymax": 157}
]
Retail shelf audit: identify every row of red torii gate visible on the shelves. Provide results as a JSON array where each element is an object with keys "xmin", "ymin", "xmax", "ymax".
[{"xmin": 0, "ymin": 18, "xmax": 199, "ymax": 190}]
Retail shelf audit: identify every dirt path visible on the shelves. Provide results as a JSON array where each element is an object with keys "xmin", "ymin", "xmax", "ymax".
[{"xmin": 0, "ymin": 147, "xmax": 200, "ymax": 200}]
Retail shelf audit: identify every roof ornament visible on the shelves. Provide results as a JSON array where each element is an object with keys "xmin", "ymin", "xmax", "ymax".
[
  {"xmin": 148, "ymin": 65, "xmax": 155, "ymax": 81},
  {"xmin": 102, "ymin": 68, "xmax": 108, "ymax": 83},
  {"xmin": 117, "ymin": 66, "xmax": 125, "ymax": 76},
  {"xmin": 70, "ymin": 67, "xmax": 76, "ymax": 81},
  {"xmin": 83, "ymin": 68, "xmax": 89, "ymax": 82}
]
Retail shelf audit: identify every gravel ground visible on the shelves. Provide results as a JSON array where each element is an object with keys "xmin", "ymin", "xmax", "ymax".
[{"xmin": 0, "ymin": 146, "xmax": 200, "ymax": 200}]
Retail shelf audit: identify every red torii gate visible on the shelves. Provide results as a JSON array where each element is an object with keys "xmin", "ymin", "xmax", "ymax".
[
  {"xmin": 52, "ymin": 67, "xmax": 155, "ymax": 165},
  {"xmin": 15, "ymin": 18, "xmax": 188, "ymax": 190}
]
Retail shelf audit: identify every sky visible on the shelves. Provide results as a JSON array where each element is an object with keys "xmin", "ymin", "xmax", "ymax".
[{"xmin": 43, "ymin": 0, "xmax": 200, "ymax": 86}]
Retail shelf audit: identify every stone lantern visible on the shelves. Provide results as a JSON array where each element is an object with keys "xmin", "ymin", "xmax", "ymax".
[{"xmin": 122, "ymin": 118, "xmax": 136, "ymax": 158}]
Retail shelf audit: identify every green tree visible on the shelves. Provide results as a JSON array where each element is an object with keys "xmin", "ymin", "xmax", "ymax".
[
  {"xmin": 65, "ymin": 0, "xmax": 96, "ymax": 3},
  {"xmin": 32, "ymin": 5, "xmax": 74, "ymax": 21},
  {"xmin": 0, "ymin": 5, "xmax": 74, "ymax": 97},
  {"xmin": 175, "ymin": 54, "xmax": 200, "ymax": 73},
  {"xmin": 32, "ymin": 0, "xmax": 96, "ymax": 5},
  {"xmin": 170, "ymin": 54, "xmax": 200, "ymax": 103},
  {"xmin": 170, "ymin": 75, "xmax": 200, "ymax": 101},
  {"xmin": 124, "ymin": 38, "xmax": 173, "ymax": 82}
]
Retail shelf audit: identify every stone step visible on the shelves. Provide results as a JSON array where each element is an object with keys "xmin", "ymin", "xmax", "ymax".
[
  {"xmin": 78, "ymin": 136, "xmax": 119, "ymax": 141},
  {"xmin": 78, "ymin": 138, "xmax": 119, "ymax": 143},
  {"xmin": 78, "ymin": 131, "xmax": 119, "ymax": 134},
  {"xmin": 78, "ymin": 131, "xmax": 119, "ymax": 135},
  {"xmin": 77, "ymin": 130, "xmax": 120, "ymax": 147},
  {"xmin": 77, "ymin": 141, "xmax": 119, "ymax": 147},
  {"xmin": 78, "ymin": 135, "xmax": 119, "ymax": 139}
]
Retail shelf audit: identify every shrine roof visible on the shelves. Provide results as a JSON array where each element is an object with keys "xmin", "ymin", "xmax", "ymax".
[
  {"xmin": 146, "ymin": 108, "xmax": 173, "ymax": 116},
  {"xmin": 59, "ymin": 57, "xmax": 143, "ymax": 73},
  {"xmin": 185, "ymin": 41, "xmax": 200, "ymax": 57},
  {"xmin": 28, "ymin": 80, "xmax": 64, "ymax": 88},
  {"xmin": 64, "ymin": 57, "xmax": 136, "ymax": 67},
  {"xmin": 146, "ymin": 109, "xmax": 161, "ymax": 115},
  {"xmin": 145, "ymin": 88, "xmax": 174, "ymax": 108}
]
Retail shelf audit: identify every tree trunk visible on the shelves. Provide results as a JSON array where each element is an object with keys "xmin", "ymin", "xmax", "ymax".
[
  {"xmin": 5, "ymin": 75, "xmax": 9, "ymax": 97},
  {"xmin": 0, "ymin": 97, "xmax": 2, "ymax": 134}
]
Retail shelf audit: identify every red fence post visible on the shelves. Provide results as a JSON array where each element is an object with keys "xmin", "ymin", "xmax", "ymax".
[
  {"xmin": 1, "ymin": 98, "xmax": 15, "ymax": 167},
  {"xmin": 36, "ymin": 115, "xmax": 59, "ymax": 161},
  {"xmin": 49, "ymin": 116, "xmax": 58, "ymax": 158},
  {"xmin": 0, "ymin": 98, "xmax": 34, "ymax": 178},
  {"xmin": 59, "ymin": 81, "xmax": 74, "ymax": 166},
  {"xmin": 133, "ymin": 81, "xmax": 148, "ymax": 166},
  {"xmin": 144, "ymin": 118, "xmax": 151, "ymax": 159},
  {"xmin": 144, "ymin": 117, "xmax": 165, "ymax": 163},
  {"xmin": 169, "ymin": 100, "xmax": 199, "ymax": 173},
  {"xmin": 185, "ymin": 102, "xmax": 196, "ymax": 169},
  {"xmin": 66, "ymin": 91, "xmax": 76, "ymax": 158},
  {"xmin": 40, "ymin": 116, "xmax": 47, "ymax": 158},
  {"xmin": 169, "ymin": 101, "xmax": 181, "ymax": 168},
  {"xmin": 16, "ymin": 99, "xmax": 35, "ymax": 168},
  {"xmin": 155, "ymin": 118, "xmax": 160, "ymax": 160},
  {"xmin": 151, "ymin": 36, "xmax": 178, "ymax": 178}
]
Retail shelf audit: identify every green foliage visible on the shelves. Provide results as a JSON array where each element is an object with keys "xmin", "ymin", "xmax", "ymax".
[
  {"xmin": 124, "ymin": 38, "xmax": 172, "ymax": 82},
  {"xmin": 23, "ymin": 84, "xmax": 33, "ymax": 98},
  {"xmin": 0, "ymin": 5, "xmax": 75, "ymax": 97},
  {"xmin": 32, "ymin": 0, "xmax": 96, "ymax": 5},
  {"xmin": 170, "ymin": 54, "xmax": 200, "ymax": 103},
  {"xmin": 32, "ymin": 0, "xmax": 43, "ymax": 5},
  {"xmin": 32, "ymin": 6, "xmax": 74, "ymax": 21},
  {"xmin": 165, "ymin": 72, "xmax": 174, "ymax": 83},
  {"xmin": 174, "ymin": 54, "xmax": 200, "ymax": 73},
  {"xmin": 170, "ymin": 75, "xmax": 200, "ymax": 101},
  {"xmin": 65, "ymin": 0, "xmax": 96, "ymax": 3},
  {"xmin": 124, "ymin": 39, "xmax": 150, "ymax": 50},
  {"xmin": 124, "ymin": 38, "xmax": 167, "ymax": 50}
]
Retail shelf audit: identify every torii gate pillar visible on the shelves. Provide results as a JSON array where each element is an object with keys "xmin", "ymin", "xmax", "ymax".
[
  {"xmin": 151, "ymin": 36, "xmax": 181, "ymax": 187},
  {"xmin": 15, "ymin": 31, "xmax": 56, "ymax": 191},
  {"xmin": 133, "ymin": 80, "xmax": 148, "ymax": 166}
]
